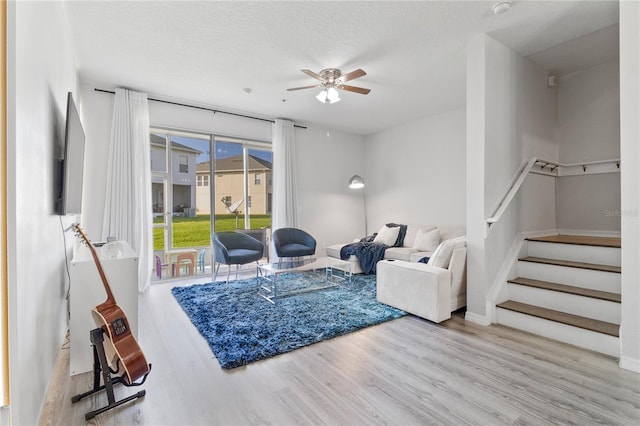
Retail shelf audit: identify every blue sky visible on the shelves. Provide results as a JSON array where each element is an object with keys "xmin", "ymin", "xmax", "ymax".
[{"xmin": 172, "ymin": 136, "xmax": 272, "ymax": 164}]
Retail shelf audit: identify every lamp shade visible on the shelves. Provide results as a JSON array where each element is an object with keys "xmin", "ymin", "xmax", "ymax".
[
  {"xmin": 316, "ymin": 89, "xmax": 328, "ymax": 103},
  {"xmin": 327, "ymin": 87, "xmax": 341, "ymax": 103},
  {"xmin": 348, "ymin": 174, "xmax": 365, "ymax": 189}
]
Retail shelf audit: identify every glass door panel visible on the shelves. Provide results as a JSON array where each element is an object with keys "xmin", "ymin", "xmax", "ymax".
[
  {"xmin": 247, "ymin": 147, "xmax": 272, "ymax": 231},
  {"xmin": 213, "ymin": 140, "xmax": 245, "ymax": 232},
  {"xmin": 150, "ymin": 131, "xmax": 211, "ymax": 280},
  {"xmin": 152, "ymin": 178, "xmax": 168, "ymax": 249},
  {"xmin": 212, "ymin": 141, "xmax": 273, "ymax": 232},
  {"xmin": 151, "ymin": 133, "xmax": 170, "ymax": 269}
]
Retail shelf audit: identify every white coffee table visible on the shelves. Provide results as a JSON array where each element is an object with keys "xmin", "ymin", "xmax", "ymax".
[{"xmin": 257, "ymin": 257, "xmax": 352, "ymax": 304}]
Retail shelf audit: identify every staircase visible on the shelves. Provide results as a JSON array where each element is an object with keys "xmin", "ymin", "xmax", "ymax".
[{"xmin": 496, "ymin": 235, "xmax": 621, "ymax": 358}]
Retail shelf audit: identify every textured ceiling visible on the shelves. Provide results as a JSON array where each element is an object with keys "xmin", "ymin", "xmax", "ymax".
[{"xmin": 62, "ymin": 1, "xmax": 620, "ymax": 135}]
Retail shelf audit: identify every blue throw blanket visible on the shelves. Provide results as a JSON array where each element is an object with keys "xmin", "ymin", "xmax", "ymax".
[{"xmin": 340, "ymin": 242, "xmax": 388, "ymax": 274}]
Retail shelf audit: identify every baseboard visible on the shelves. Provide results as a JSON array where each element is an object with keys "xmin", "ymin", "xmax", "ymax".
[
  {"xmin": 465, "ymin": 310, "xmax": 492, "ymax": 326},
  {"xmin": 0, "ymin": 407, "xmax": 9, "ymax": 424},
  {"xmin": 521, "ymin": 228, "xmax": 560, "ymax": 238},
  {"xmin": 521, "ymin": 228, "xmax": 622, "ymax": 238},
  {"xmin": 619, "ymin": 355, "xmax": 640, "ymax": 373},
  {"xmin": 557, "ymin": 228, "xmax": 621, "ymax": 238}
]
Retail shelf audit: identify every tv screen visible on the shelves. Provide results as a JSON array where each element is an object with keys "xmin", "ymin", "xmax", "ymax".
[{"xmin": 56, "ymin": 92, "xmax": 85, "ymax": 215}]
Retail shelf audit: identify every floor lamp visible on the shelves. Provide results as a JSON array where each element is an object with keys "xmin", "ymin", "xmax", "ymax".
[{"xmin": 348, "ymin": 174, "xmax": 368, "ymax": 237}]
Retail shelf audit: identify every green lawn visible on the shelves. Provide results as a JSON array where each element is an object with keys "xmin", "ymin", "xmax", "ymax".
[{"xmin": 153, "ymin": 214, "xmax": 271, "ymax": 250}]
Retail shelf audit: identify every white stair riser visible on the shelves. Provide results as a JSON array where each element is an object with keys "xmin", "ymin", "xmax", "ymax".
[
  {"xmin": 527, "ymin": 241, "xmax": 621, "ymax": 267},
  {"xmin": 496, "ymin": 308, "xmax": 620, "ymax": 358},
  {"xmin": 507, "ymin": 284, "xmax": 620, "ymax": 324},
  {"xmin": 518, "ymin": 261, "xmax": 620, "ymax": 293}
]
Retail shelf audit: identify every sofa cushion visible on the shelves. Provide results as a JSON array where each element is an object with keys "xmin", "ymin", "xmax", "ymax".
[
  {"xmin": 373, "ymin": 225, "xmax": 400, "ymax": 246},
  {"xmin": 402, "ymin": 225, "xmax": 435, "ymax": 248},
  {"xmin": 325, "ymin": 243, "xmax": 347, "ymax": 259},
  {"xmin": 384, "ymin": 247, "xmax": 417, "ymax": 261},
  {"xmin": 409, "ymin": 251, "xmax": 434, "ymax": 262},
  {"xmin": 427, "ymin": 236, "xmax": 466, "ymax": 269},
  {"xmin": 413, "ymin": 228, "xmax": 440, "ymax": 252}
]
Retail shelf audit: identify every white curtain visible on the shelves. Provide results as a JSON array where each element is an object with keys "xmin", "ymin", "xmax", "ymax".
[
  {"xmin": 102, "ymin": 88, "xmax": 152, "ymax": 292},
  {"xmin": 271, "ymin": 119, "xmax": 298, "ymax": 259}
]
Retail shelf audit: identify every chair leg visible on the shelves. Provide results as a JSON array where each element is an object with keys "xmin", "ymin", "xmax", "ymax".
[
  {"xmin": 235, "ymin": 264, "xmax": 239, "ymax": 280},
  {"xmin": 226, "ymin": 267, "xmax": 230, "ymax": 287},
  {"xmin": 213, "ymin": 262, "xmax": 220, "ymax": 281}
]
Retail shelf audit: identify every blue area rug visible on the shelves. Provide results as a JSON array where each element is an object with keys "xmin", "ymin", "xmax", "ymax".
[{"xmin": 171, "ymin": 271, "xmax": 405, "ymax": 369}]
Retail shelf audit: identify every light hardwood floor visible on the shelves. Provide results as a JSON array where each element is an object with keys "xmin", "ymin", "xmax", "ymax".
[{"xmin": 41, "ymin": 273, "xmax": 640, "ymax": 425}]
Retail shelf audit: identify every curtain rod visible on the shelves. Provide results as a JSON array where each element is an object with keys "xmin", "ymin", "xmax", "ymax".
[{"xmin": 94, "ymin": 88, "xmax": 306, "ymax": 129}]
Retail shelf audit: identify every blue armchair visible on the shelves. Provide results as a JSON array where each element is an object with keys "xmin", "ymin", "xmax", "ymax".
[
  {"xmin": 212, "ymin": 232, "xmax": 264, "ymax": 285},
  {"xmin": 272, "ymin": 228, "xmax": 316, "ymax": 263}
]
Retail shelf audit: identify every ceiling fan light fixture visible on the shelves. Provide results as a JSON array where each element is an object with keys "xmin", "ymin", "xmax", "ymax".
[
  {"xmin": 316, "ymin": 89, "xmax": 328, "ymax": 103},
  {"xmin": 327, "ymin": 87, "xmax": 341, "ymax": 103},
  {"xmin": 290, "ymin": 67, "xmax": 369, "ymax": 103}
]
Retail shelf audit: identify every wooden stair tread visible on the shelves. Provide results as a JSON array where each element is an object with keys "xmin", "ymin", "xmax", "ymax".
[
  {"xmin": 526, "ymin": 235, "xmax": 621, "ymax": 248},
  {"xmin": 507, "ymin": 277, "xmax": 621, "ymax": 303},
  {"xmin": 519, "ymin": 256, "xmax": 621, "ymax": 273},
  {"xmin": 497, "ymin": 300, "xmax": 619, "ymax": 337}
]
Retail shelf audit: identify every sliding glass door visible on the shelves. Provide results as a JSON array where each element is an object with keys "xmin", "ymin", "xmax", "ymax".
[{"xmin": 150, "ymin": 130, "xmax": 271, "ymax": 281}]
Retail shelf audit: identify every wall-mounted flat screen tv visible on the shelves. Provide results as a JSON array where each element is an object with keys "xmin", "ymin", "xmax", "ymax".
[{"xmin": 56, "ymin": 92, "xmax": 85, "ymax": 215}]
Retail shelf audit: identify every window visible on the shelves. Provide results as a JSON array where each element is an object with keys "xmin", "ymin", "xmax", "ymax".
[
  {"xmin": 247, "ymin": 196, "xmax": 252, "ymax": 208},
  {"xmin": 197, "ymin": 175, "xmax": 209, "ymax": 187},
  {"xmin": 223, "ymin": 196, "xmax": 231, "ymax": 207},
  {"xmin": 254, "ymin": 173, "xmax": 261, "ymax": 185},
  {"xmin": 179, "ymin": 155, "xmax": 188, "ymax": 173}
]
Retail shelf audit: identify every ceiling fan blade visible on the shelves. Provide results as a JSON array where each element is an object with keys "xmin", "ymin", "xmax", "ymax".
[
  {"xmin": 338, "ymin": 84, "xmax": 371, "ymax": 95},
  {"xmin": 339, "ymin": 69, "xmax": 366, "ymax": 83},
  {"xmin": 286, "ymin": 85, "xmax": 321, "ymax": 91},
  {"xmin": 301, "ymin": 69, "xmax": 324, "ymax": 81}
]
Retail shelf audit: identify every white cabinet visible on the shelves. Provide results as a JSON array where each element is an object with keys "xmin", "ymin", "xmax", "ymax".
[{"xmin": 69, "ymin": 241, "xmax": 139, "ymax": 376}]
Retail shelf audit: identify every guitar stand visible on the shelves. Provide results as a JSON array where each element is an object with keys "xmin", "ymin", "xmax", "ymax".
[{"xmin": 71, "ymin": 327, "xmax": 151, "ymax": 420}]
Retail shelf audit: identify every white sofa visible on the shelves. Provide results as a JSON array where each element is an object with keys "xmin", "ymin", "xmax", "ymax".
[
  {"xmin": 376, "ymin": 238, "xmax": 467, "ymax": 323},
  {"xmin": 326, "ymin": 224, "xmax": 465, "ymax": 274}
]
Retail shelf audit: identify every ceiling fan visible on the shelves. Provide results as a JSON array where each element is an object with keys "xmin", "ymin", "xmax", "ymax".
[{"xmin": 287, "ymin": 68, "xmax": 371, "ymax": 103}]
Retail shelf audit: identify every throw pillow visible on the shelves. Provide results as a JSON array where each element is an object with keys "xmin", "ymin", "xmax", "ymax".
[
  {"xmin": 373, "ymin": 225, "xmax": 401, "ymax": 246},
  {"xmin": 413, "ymin": 228, "xmax": 440, "ymax": 252},
  {"xmin": 386, "ymin": 223, "xmax": 408, "ymax": 247},
  {"xmin": 427, "ymin": 236, "xmax": 466, "ymax": 269}
]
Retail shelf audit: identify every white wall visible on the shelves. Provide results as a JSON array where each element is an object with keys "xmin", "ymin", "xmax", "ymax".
[
  {"xmin": 7, "ymin": 1, "xmax": 78, "ymax": 424},
  {"xmin": 79, "ymin": 83, "xmax": 365, "ymax": 254},
  {"xmin": 466, "ymin": 34, "xmax": 558, "ymax": 322},
  {"xmin": 556, "ymin": 60, "xmax": 621, "ymax": 233},
  {"xmin": 295, "ymin": 126, "xmax": 365, "ymax": 252},
  {"xmin": 363, "ymin": 108, "xmax": 466, "ymax": 232},
  {"xmin": 619, "ymin": 0, "xmax": 640, "ymax": 372}
]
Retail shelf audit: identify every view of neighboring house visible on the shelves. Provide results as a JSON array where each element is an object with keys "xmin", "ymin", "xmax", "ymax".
[
  {"xmin": 196, "ymin": 154, "xmax": 272, "ymax": 215},
  {"xmin": 150, "ymin": 133, "xmax": 273, "ymax": 216},
  {"xmin": 150, "ymin": 133, "xmax": 200, "ymax": 215}
]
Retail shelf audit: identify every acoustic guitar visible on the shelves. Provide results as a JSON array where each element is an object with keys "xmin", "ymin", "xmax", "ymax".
[{"xmin": 73, "ymin": 224, "xmax": 150, "ymax": 384}]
